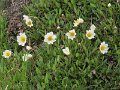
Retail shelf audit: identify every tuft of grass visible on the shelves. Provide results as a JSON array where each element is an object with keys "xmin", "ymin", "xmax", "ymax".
[{"xmin": 0, "ymin": 0, "xmax": 120, "ymax": 90}]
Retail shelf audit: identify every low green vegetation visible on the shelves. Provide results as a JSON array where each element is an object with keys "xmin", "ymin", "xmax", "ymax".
[{"xmin": 0, "ymin": 0, "xmax": 120, "ymax": 90}]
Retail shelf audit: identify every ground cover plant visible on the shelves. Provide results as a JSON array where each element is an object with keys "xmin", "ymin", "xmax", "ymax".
[{"xmin": 0, "ymin": 0, "xmax": 120, "ymax": 90}]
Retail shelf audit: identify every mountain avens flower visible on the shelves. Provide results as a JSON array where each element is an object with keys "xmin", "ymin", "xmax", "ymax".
[
  {"xmin": 108, "ymin": 3, "xmax": 111, "ymax": 7},
  {"xmin": 73, "ymin": 18, "xmax": 84, "ymax": 27},
  {"xmin": 17, "ymin": 33, "xmax": 27, "ymax": 46},
  {"xmin": 90, "ymin": 24, "xmax": 96, "ymax": 31},
  {"xmin": 99, "ymin": 42, "xmax": 109, "ymax": 54},
  {"xmin": 57, "ymin": 26, "xmax": 60, "ymax": 29},
  {"xmin": 22, "ymin": 54, "xmax": 33, "ymax": 61},
  {"xmin": 25, "ymin": 19, "xmax": 33, "ymax": 27},
  {"xmin": 23, "ymin": 15, "xmax": 29, "ymax": 20},
  {"xmin": 86, "ymin": 30, "xmax": 95, "ymax": 39},
  {"xmin": 26, "ymin": 46, "xmax": 32, "ymax": 50},
  {"xmin": 62, "ymin": 47, "xmax": 70, "ymax": 55},
  {"xmin": 66, "ymin": 29, "xmax": 76, "ymax": 40},
  {"xmin": 2, "ymin": 50, "xmax": 12, "ymax": 58},
  {"xmin": 44, "ymin": 32, "xmax": 56, "ymax": 44}
]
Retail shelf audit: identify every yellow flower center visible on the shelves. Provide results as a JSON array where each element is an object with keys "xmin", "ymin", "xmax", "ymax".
[
  {"xmin": 87, "ymin": 32, "xmax": 92, "ymax": 37},
  {"xmin": 27, "ymin": 21, "xmax": 32, "ymax": 25},
  {"xmin": 48, "ymin": 35, "xmax": 53, "ymax": 41},
  {"xmin": 20, "ymin": 36, "xmax": 26, "ymax": 42},
  {"xmin": 100, "ymin": 45, "xmax": 105, "ymax": 51},
  {"xmin": 70, "ymin": 32, "xmax": 75, "ymax": 37},
  {"xmin": 75, "ymin": 20, "xmax": 80, "ymax": 25},
  {"xmin": 5, "ymin": 52, "xmax": 11, "ymax": 56}
]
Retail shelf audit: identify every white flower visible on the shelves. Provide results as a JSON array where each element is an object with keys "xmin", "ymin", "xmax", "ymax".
[
  {"xmin": 66, "ymin": 29, "xmax": 76, "ymax": 40},
  {"xmin": 114, "ymin": 26, "xmax": 117, "ymax": 29},
  {"xmin": 26, "ymin": 46, "xmax": 32, "ymax": 50},
  {"xmin": 73, "ymin": 18, "xmax": 84, "ymax": 27},
  {"xmin": 22, "ymin": 54, "xmax": 32, "ymax": 61},
  {"xmin": 25, "ymin": 19, "xmax": 33, "ymax": 27},
  {"xmin": 92, "ymin": 70, "xmax": 96, "ymax": 75},
  {"xmin": 62, "ymin": 14, "xmax": 64, "ymax": 16},
  {"xmin": 23, "ymin": 15, "xmax": 33, "ymax": 27},
  {"xmin": 78, "ymin": 43, "xmax": 81, "ymax": 46},
  {"xmin": 90, "ymin": 24, "xmax": 96, "ymax": 31},
  {"xmin": 17, "ymin": 33, "xmax": 27, "ymax": 46},
  {"xmin": 44, "ymin": 32, "xmax": 56, "ymax": 44},
  {"xmin": 2, "ymin": 50, "xmax": 12, "ymax": 58},
  {"xmin": 62, "ymin": 47, "xmax": 70, "ymax": 55},
  {"xmin": 86, "ymin": 30, "xmax": 95, "ymax": 39},
  {"xmin": 99, "ymin": 42, "xmax": 109, "ymax": 54},
  {"xmin": 108, "ymin": 3, "xmax": 111, "ymax": 7},
  {"xmin": 117, "ymin": 0, "xmax": 120, "ymax": 3},
  {"xmin": 57, "ymin": 26, "xmax": 60, "ymax": 29},
  {"xmin": 23, "ymin": 15, "xmax": 29, "ymax": 20}
]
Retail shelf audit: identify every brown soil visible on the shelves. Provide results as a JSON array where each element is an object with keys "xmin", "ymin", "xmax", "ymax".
[{"xmin": 6, "ymin": 0, "xmax": 31, "ymax": 42}]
